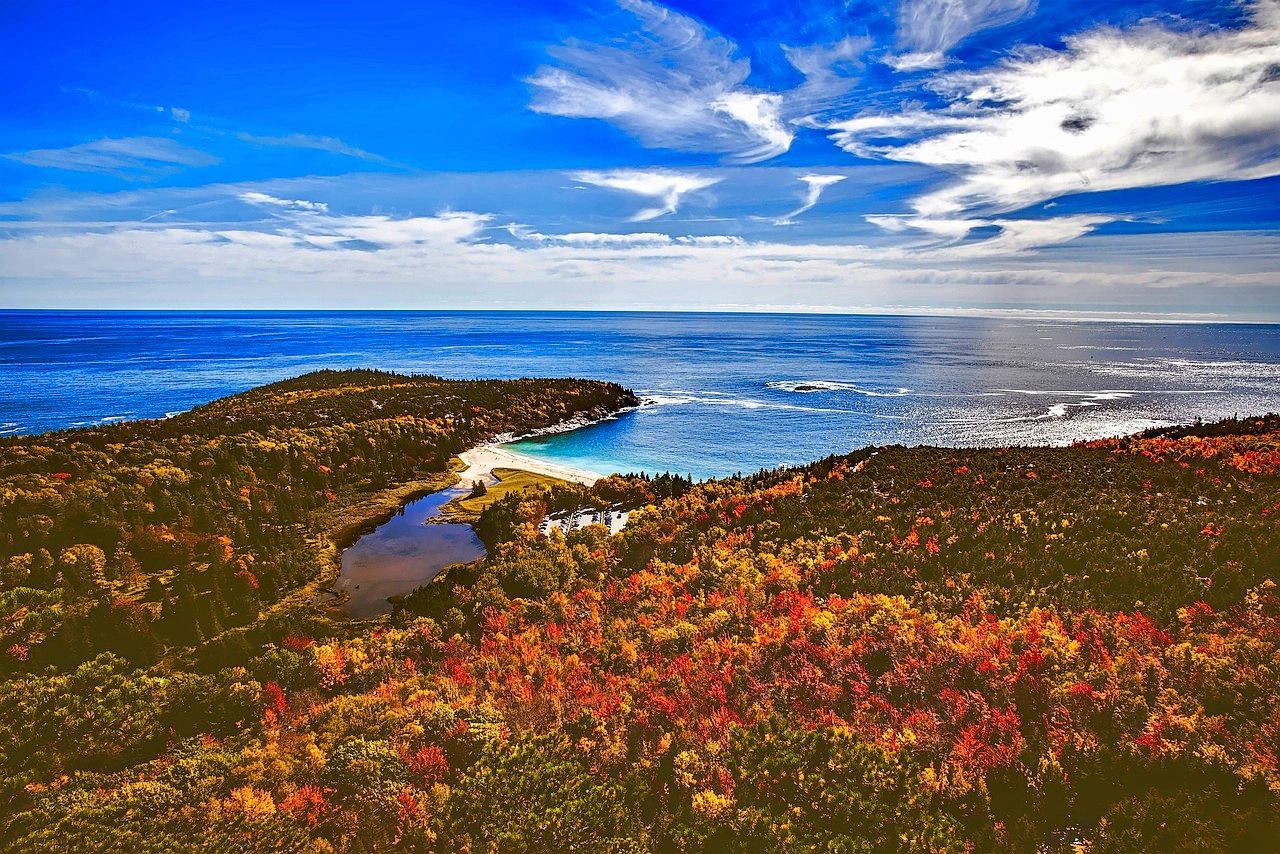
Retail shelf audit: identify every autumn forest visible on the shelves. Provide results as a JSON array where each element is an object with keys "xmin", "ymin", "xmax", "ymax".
[{"xmin": 1, "ymin": 371, "xmax": 1278, "ymax": 851}]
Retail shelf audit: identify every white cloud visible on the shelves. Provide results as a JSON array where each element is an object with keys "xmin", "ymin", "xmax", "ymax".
[
  {"xmin": 212, "ymin": 229, "xmax": 298, "ymax": 248},
  {"xmin": 775, "ymin": 174, "xmax": 847, "ymax": 225},
  {"xmin": 236, "ymin": 192, "xmax": 492, "ymax": 247},
  {"xmin": 528, "ymin": 0, "xmax": 795, "ymax": 162},
  {"xmin": 891, "ymin": 0, "xmax": 1035, "ymax": 69},
  {"xmin": 836, "ymin": 0, "xmax": 1280, "ymax": 251},
  {"xmin": 3, "ymin": 136, "xmax": 219, "ymax": 178},
  {"xmin": 515, "ymin": 229, "xmax": 675, "ymax": 247},
  {"xmin": 317, "ymin": 212, "xmax": 490, "ymax": 247},
  {"xmin": 526, "ymin": 3, "xmax": 875, "ymax": 161},
  {"xmin": 836, "ymin": 1, "xmax": 1280, "ymax": 219},
  {"xmin": 0, "ymin": 188, "xmax": 1275, "ymax": 317},
  {"xmin": 0, "ymin": 171, "xmax": 1275, "ymax": 318},
  {"xmin": 572, "ymin": 169, "xmax": 722, "ymax": 220},
  {"xmin": 170, "ymin": 106, "xmax": 191, "ymax": 123},
  {"xmin": 867, "ymin": 213, "xmax": 1115, "ymax": 255},
  {"xmin": 1, "ymin": 215, "xmax": 1272, "ymax": 315},
  {"xmin": 710, "ymin": 92, "xmax": 793, "ymax": 160},
  {"xmin": 510, "ymin": 229, "xmax": 748, "ymax": 248},
  {"xmin": 239, "ymin": 191, "xmax": 330, "ymax": 213},
  {"xmin": 675, "ymin": 234, "xmax": 743, "ymax": 246}
]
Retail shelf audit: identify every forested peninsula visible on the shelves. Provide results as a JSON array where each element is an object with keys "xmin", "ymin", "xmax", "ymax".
[
  {"xmin": 1, "ymin": 372, "xmax": 1278, "ymax": 851},
  {"xmin": 0, "ymin": 370, "xmax": 635, "ymax": 672}
]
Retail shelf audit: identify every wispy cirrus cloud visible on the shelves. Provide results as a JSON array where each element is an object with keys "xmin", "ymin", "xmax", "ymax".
[
  {"xmin": 890, "ymin": 0, "xmax": 1036, "ymax": 69},
  {"xmin": 527, "ymin": 1, "xmax": 872, "ymax": 162},
  {"xmin": 528, "ymin": 0, "xmax": 795, "ymax": 162},
  {"xmin": 236, "ymin": 132, "xmax": 388, "ymax": 163},
  {"xmin": 775, "ymin": 174, "xmax": 847, "ymax": 225},
  {"xmin": 233, "ymin": 192, "xmax": 487, "ymax": 248},
  {"xmin": 867, "ymin": 212, "xmax": 1115, "ymax": 255},
  {"xmin": 48, "ymin": 87, "xmax": 387, "ymax": 168},
  {"xmin": 3, "ymin": 136, "xmax": 220, "ymax": 179},
  {"xmin": 571, "ymin": 169, "xmax": 722, "ymax": 220},
  {"xmin": 238, "ymin": 191, "xmax": 330, "ymax": 213},
  {"xmin": 781, "ymin": 36, "xmax": 872, "ymax": 114},
  {"xmin": 838, "ymin": 0, "xmax": 1280, "ymax": 247}
]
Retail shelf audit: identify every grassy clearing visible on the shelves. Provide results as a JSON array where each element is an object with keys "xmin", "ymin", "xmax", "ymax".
[{"xmin": 443, "ymin": 466, "xmax": 574, "ymax": 522}]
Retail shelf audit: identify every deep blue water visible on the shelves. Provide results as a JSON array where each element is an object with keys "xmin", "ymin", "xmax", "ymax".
[{"xmin": 2, "ymin": 310, "xmax": 1279, "ymax": 480}]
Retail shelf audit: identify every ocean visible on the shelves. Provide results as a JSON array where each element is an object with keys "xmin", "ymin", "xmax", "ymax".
[{"xmin": 2, "ymin": 310, "xmax": 1278, "ymax": 480}]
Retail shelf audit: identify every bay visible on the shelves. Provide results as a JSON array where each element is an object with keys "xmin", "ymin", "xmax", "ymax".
[{"xmin": 2, "ymin": 310, "xmax": 1278, "ymax": 480}]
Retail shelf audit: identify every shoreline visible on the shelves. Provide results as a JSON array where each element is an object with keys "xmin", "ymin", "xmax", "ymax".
[
  {"xmin": 455, "ymin": 402, "xmax": 635, "ymax": 486},
  {"xmin": 456, "ymin": 406, "xmax": 633, "ymax": 486},
  {"xmin": 456, "ymin": 443, "xmax": 603, "ymax": 486},
  {"xmin": 320, "ymin": 406, "xmax": 629, "ymax": 613}
]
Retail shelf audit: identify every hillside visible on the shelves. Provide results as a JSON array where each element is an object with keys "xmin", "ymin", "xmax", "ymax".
[
  {"xmin": 2, "ymin": 401, "xmax": 1277, "ymax": 851},
  {"xmin": 0, "ymin": 369, "xmax": 636, "ymax": 674}
]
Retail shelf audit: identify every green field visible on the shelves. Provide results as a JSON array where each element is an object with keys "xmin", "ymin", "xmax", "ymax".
[{"xmin": 443, "ymin": 466, "xmax": 577, "ymax": 522}]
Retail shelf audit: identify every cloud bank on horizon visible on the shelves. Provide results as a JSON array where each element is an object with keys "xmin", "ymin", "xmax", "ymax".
[{"xmin": 0, "ymin": 0, "xmax": 1277, "ymax": 319}]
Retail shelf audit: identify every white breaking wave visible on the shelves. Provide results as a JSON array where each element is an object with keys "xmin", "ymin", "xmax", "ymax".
[
  {"xmin": 994, "ymin": 388, "xmax": 1136, "ymax": 420},
  {"xmin": 641, "ymin": 391, "xmax": 849, "ymax": 414},
  {"xmin": 996, "ymin": 389, "xmax": 1135, "ymax": 399},
  {"xmin": 70, "ymin": 415, "xmax": 133, "ymax": 427},
  {"xmin": 766, "ymin": 380, "xmax": 912, "ymax": 397},
  {"xmin": 1056, "ymin": 345, "xmax": 1142, "ymax": 351}
]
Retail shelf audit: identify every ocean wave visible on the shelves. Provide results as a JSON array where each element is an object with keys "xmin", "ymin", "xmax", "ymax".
[
  {"xmin": 991, "ymin": 389, "xmax": 1137, "ymax": 420},
  {"xmin": 766, "ymin": 380, "xmax": 912, "ymax": 397},
  {"xmin": 995, "ymin": 389, "xmax": 1136, "ymax": 400},
  {"xmin": 1057, "ymin": 345, "xmax": 1142, "ymax": 351},
  {"xmin": 641, "ymin": 391, "xmax": 849, "ymax": 414},
  {"xmin": 927, "ymin": 392, "xmax": 1009, "ymax": 398},
  {"xmin": 68, "ymin": 414, "xmax": 134, "ymax": 427}
]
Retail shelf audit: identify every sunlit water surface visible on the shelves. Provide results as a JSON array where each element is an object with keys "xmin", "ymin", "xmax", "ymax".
[{"xmin": 3, "ymin": 311, "xmax": 1279, "ymax": 480}]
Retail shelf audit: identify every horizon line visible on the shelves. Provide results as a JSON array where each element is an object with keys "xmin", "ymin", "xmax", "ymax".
[{"xmin": 0, "ymin": 305, "xmax": 1274, "ymax": 325}]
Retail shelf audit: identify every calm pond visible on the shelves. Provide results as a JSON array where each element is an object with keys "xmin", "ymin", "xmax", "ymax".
[{"xmin": 336, "ymin": 484, "xmax": 485, "ymax": 618}]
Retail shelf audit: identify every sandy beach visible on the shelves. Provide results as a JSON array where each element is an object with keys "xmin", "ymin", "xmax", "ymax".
[{"xmin": 456, "ymin": 442, "xmax": 604, "ymax": 486}]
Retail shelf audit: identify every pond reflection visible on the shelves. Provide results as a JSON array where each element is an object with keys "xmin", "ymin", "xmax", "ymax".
[{"xmin": 336, "ymin": 485, "xmax": 485, "ymax": 618}]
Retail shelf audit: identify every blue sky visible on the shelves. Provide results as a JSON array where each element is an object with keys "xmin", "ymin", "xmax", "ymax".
[{"xmin": 1, "ymin": 0, "xmax": 1278, "ymax": 318}]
